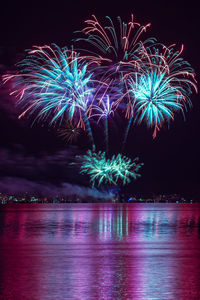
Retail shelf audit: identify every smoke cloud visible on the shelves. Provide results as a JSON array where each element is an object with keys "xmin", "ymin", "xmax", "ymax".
[
  {"xmin": 0, "ymin": 147, "xmax": 112, "ymax": 200},
  {"xmin": 0, "ymin": 177, "xmax": 111, "ymax": 199}
]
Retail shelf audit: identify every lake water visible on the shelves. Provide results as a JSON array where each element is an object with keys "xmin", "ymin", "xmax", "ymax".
[{"xmin": 0, "ymin": 203, "xmax": 200, "ymax": 300}]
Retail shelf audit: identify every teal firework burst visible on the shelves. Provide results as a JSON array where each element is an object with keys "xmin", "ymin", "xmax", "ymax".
[
  {"xmin": 125, "ymin": 45, "xmax": 197, "ymax": 138},
  {"xmin": 77, "ymin": 150, "xmax": 143, "ymax": 186},
  {"xmin": 3, "ymin": 44, "xmax": 95, "ymax": 127}
]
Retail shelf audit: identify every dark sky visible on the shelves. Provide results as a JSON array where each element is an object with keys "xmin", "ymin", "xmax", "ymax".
[{"xmin": 0, "ymin": 0, "xmax": 199, "ymax": 198}]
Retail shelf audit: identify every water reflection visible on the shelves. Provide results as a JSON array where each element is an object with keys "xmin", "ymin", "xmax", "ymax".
[{"xmin": 0, "ymin": 204, "xmax": 200, "ymax": 299}]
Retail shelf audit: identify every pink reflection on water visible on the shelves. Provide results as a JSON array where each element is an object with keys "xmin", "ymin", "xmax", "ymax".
[{"xmin": 0, "ymin": 204, "xmax": 200, "ymax": 299}]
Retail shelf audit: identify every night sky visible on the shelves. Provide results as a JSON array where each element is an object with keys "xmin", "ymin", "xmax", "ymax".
[{"xmin": 0, "ymin": 0, "xmax": 199, "ymax": 198}]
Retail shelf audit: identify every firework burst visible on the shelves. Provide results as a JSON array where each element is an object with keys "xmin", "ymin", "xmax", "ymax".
[
  {"xmin": 3, "ymin": 44, "xmax": 105, "ymax": 149},
  {"xmin": 57, "ymin": 120, "xmax": 82, "ymax": 143},
  {"xmin": 3, "ymin": 44, "xmax": 96, "ymax": 125},
  {"xmin": 74, "ymin": 14, "xmax": 155, "ymax": 77},
  {"xmin": 77, "ymin": 150, "xmax": 143, "ymax": 186},
  {"xmin": 3, "ymin": 14, "xmax": 198, "ymax": 188},
  {"xmin": 123, "ymin": 44, "xmax": 197, "ymax": 139}
]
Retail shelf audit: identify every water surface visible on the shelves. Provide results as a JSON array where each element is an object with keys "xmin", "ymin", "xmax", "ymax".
[{"xmin": 0, "ymin": 203, "xmax": 200, "ymax": 299}]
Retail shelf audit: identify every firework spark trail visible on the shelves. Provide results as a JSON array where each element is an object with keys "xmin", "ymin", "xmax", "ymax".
[
  {"xmin": 122, "ymin": 115, "xmax": 133, "ymax": 151},
  {"xmin": 82, "ymin": 113, "xmax": 96, "ymax": 150},
  {"xmin": 90, "ymin": 95, "xmax": 114, "ymax": 153},
  {"xmin": 104, "ymin": 117, "xmax": 109, "ymax": 154}
]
